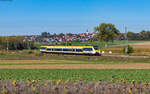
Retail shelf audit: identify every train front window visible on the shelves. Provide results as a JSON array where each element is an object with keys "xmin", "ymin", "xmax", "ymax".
[
  {"xmin": 93, "ymin": 46, "xmax": 99, "ymax": 50},
  {"xmin": 83, "ymin": 48, "xmax": 93, "ymax": 51}
]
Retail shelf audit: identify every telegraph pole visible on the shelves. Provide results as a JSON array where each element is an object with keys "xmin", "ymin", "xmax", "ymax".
[
  {"xmin": 125, "ymin": 26, "xmax": 128, "ymax": 54},
  {"xmin": 125, "ymin": 27, "xmax": 128, "ymax": 44},
  {"xmin": 6, "ymin": 36, "xmax": 9, "ymax": 52},
  {"xmin": 28, "ymin": 40, "xmax": 31, "ymax": 50}
]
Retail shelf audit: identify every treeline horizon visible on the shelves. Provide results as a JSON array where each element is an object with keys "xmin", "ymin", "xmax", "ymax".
[
  {"xmin": 126, "ymin": 30, "xmax": 150, "ymax": 40},
  {"xmin": 40, "ymin": 30, "xmax": 150, "ymax": 41},
  {"xmin": 1, "ymin": 30, "xmax": 150, "ymax": 41},
  {"xmin": 0, "ymin": 36, "xmax": 35, "ymax": 50}
]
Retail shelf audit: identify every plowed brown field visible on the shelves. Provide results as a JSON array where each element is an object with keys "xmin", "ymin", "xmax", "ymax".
[
  {"xmin": 129, "ymin": 41, "xmax": 150, "ymax": 46},
  {"xmin": 126, "ymin": 41, "xmax": 150, "ymax": 48}
]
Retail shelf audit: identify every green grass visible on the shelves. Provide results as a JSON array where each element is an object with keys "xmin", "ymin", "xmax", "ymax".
[
  {"xmin": 0, "ymin": 53, "xmax": 33, "ymax": 57},
  {"xmin": 0, "ymin": 55, "xmax": 150, "ymax": 65},
  {"xmin": 0, "ymin": 69, "xmax": 150, "ymax": 82},
  {"xmin": 0, "ymin": 54, "xmax": 150, "ymax": 65}
]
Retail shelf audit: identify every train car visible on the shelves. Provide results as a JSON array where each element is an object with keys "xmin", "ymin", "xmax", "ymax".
[
  {"xmin": 40, "ymin": 45, "xmax": 101, "ymax": 56},
  {"xmin": 40, "ymin": 45, "xmax": 101, "ymax": 55}
]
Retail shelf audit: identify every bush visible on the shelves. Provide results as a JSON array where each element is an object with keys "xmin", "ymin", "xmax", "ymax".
[
  {"xmin": 28, "ymin": 50, "xmax": 33, "ymax": 54},
  {"xmin": 123, "ymin": 45, "xmax": 134, "ymax": 54}
]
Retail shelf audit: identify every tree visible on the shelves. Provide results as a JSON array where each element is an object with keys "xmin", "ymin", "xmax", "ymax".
[
  {"xmin": 58, "ymin": 33, "xmax": 65, "ymax": 37},
  {"xmin": 139, "ymin": 30, "xmax": 149, "ymax": 40},
  {"xmin": 127, "ymin": 32, "xmax": 136, "ymax": 40},
  {"xmin": 94, "ymin": 23, "xmax": 120, "ymax": 42},
  {"xmin": 41, "ymin": 32, "xmax": 50, "ymax": 37}
]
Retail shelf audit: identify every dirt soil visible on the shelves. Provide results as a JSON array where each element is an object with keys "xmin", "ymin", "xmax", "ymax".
[
  {"xmin": 120, "ymin": 41, "xmax": 150, "ymax": 48},
  {"xmin": 0, "ymin": 64, "xmax": 150, "ymax": 69},
  {"xmin": 129, "ymin": 41, "xmax": 150, "ymax": 46}
]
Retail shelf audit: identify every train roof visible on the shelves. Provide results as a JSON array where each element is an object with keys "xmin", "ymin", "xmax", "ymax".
[{"xmin": 40, "ymin": 45, "xmax": 97, "ymax": 48}]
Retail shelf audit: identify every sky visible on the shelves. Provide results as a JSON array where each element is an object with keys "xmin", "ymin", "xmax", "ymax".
[{"xmin": 0, "ymin": 0, "xmax": 150, "ymax": 35}]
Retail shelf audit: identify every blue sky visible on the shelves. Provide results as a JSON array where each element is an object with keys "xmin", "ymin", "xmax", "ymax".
[{"xmin": 0, "ymin": 0, "xmax": 150, "ymax": 35}]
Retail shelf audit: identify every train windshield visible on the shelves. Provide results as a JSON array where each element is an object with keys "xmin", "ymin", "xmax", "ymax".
[
  {"xmin": 93, "ymin": 46, "xmax": 99, "ymax": 50},
  {"xmin": 40, "ymin": 47, "xmax": 47, "ymax": 50}
]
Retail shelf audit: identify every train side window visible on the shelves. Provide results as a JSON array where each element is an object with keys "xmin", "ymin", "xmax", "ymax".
[
  {"xmin": 55, "ymin": 48, "xmax": 62, "ymax": 51},
  {"xmin": 47, "ymin": 48, "xmax": 52, "ymax": 51},
  {"xmin": 83, "ymin": 48, "xmax": 93, "ymax": 51},
  {"xmin": 68, "ymin": 49, "xmax": 72, "ymax": 51},
  {"xmin": 63, "ymin": 49, "xmax": 68, "ymax": 51},
  {"xmin": 76, "ymin": 49, "xmax": 82, "ymax": 52},
  {"xmin": 73, "ymin": 49, "xmax": 76, "ymax": 52},
  {"xmin": 63, "ymin": 48, "xmax": 72, "ymax": 51},
  {"xmin": 52, "ymin": 48, "xmax": 55, "ymax": 51}
]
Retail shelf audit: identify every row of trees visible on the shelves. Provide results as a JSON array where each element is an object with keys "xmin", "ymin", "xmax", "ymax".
[
  {"xmin": 0, "ymin": 36, "xmax": 35, "ymax": 50},
  {"xmin": 127, "ymin": 30, "xmax": 150, "ymax": 40},
  {"xmin": 41, "ymin": 32, "xmax": 66, "ymax": 38},
  {"xmin": 94, "ymin": 23, "xmax": 150, "ymax": 42},
  {"xmin": 41, "ymin": 32, "xmax": 80, "ymax": 38}
]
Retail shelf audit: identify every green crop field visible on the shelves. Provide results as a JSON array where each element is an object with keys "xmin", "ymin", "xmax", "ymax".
[{"xmin": 0, "ymin": 69, "xmax": 150, "ymax": 82}]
